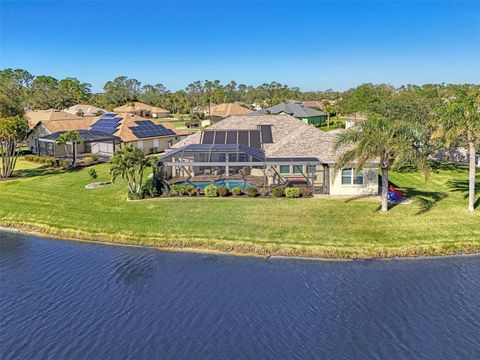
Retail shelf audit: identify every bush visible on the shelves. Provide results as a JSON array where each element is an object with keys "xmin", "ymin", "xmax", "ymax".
[
  {"xmin": 285, "ymin": 187, "xmax": 301, "ymax": 198},
  {"xmin": 127, "ymin": 192, "xmax": 142, "ymax": 200},
  {"xmin": 185, "ymin": 185, "xmax": 196, "ymax": 196},
  {"xmin": 259, "ymin": 188, "xmax": 269, "ymax": 197},
  {"xmin": 169, "ymin": 184, "xmax": 187, "ymax": 196},
  {"xmin": 83, "ymin": 156, "xmax": 96, "ymax": 166},
  {"xmin": 231, "ymin": 187, "xmax": 242, "ymax": 196},
  {"xmin": 301, "ymin": 188, "xmax": 312, "ymax": 197},
  {"xmin": 204, "ymin": 184, "xmax": 218, "ymax": 197},
  {"xmin": 88, "ymin": 168, "xmax": 98, "ymax": 180},
  {"xmin": 141, "ymin": 177, "xmax": 158, "ymax": 197},
  {"xmin": 272, "ymin": 187, "xmax": 284, "ymax": 197},
  {"xmin": 245, "ymin": 187, "xmax": 258, "ymax": 197},
  {"xmin": 218, "ymin": 186, "xmax": 229, "ymax": 197}
]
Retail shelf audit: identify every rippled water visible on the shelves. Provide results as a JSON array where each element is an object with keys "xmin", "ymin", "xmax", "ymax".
[{"xmin": 1, "ymin": 231, "xmax": 479, "ymax": 359}]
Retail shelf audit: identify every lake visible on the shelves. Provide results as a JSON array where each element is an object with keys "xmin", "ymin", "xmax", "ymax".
[{"xmin": 1, "ymin": 231, "xmax": 479, "ymax": 359}]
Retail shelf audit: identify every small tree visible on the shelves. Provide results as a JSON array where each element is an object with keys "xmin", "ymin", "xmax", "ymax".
[
  {"xmin": 55, "ymin": 130, "xmax": 84, "ymax": 167},
  {"xmin": 0, "ymin": 115, "xmax": 29, "ymax": 178},
  {"xmin": 110, "ymin": 146, "xmax": 150, "ymax": 196}
]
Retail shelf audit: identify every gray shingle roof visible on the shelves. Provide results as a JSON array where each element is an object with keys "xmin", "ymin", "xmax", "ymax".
[
  {"xmin": 172, "ymin": 114, "xmax": 344, "ymax": 163},
  {"xmin": 265, "ymin": 102, "xmax": 326, "ymax": 118}
]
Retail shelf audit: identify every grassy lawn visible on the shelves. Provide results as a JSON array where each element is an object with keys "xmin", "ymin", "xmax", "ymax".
[{"xmin": 0, "ymin": 159, "xmax": 478, "ymax": 258}]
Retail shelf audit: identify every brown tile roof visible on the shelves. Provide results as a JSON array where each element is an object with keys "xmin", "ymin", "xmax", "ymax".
[
  {"xmin": 25, "ymin": 109, "xmax": 84, "ymax": 128},
  {"xmin": 173, "ymin": 114, "xmax": 345, "ymax": 163},
  {"xmin": 63, "ymin": 104, "xmax": 106, "ymax": 116},
  {"xmin": 90, "ymin": 113, "xmax": 189, "ymax": 142},
  {"xmin": 41, "ymin": 118, "xmax": 94, "ymax": 133},
  {"xmin": 113, "ymin": 102, "xmax": 169, "ymax": 114},
  {"xmin": 301, "ymin": 100, "xmax": 324, "ymax": 109},
  {"xmin": 209, "ymin": 103, "xmax": 251, "ymax": 118}
]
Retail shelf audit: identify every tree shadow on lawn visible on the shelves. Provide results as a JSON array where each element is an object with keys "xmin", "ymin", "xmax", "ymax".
[
  {"xmin": 447, "ymin": 178, "xmax": 480, "ymax": 209},
  {"xmin": 14, "ymin": 166, "xmax": 65, "ymax": 178}
]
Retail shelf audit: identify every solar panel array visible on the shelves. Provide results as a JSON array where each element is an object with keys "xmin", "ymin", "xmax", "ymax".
[
  {"xmin": 129, "ymin": 120, "xmax": 176, "ymax": 138},
  {"xmin": 90, "ymin": 115, "xmax": 123, "ymax": 135},
  {"xmin": 201, "ymin": 130, "xmax": 262, "ymax": 149}
]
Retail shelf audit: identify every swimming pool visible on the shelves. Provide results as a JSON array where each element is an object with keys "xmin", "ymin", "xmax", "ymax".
[{"xmin": 175, "ymin": 180, "xmax": 254, "ymax": 190}]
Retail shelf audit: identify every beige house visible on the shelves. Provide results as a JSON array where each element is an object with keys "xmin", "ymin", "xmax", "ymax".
[
  {"xmin": 113, "ymin": 102, "xmax": 170, "ymax": 118},
  {"xmin": 201, "ymin": 103, "xmax": 252, "ymax": 126},
  {"xmin": 161, "ymin": 115, "xmax": 379, "ymax": 196},
  {"xmin": 25, "ymin": 109, "xmax": 85, "ymax": 129},
  {"xmin": 63, "ymin": 104, "xmax": 107, "ymax": 117}
]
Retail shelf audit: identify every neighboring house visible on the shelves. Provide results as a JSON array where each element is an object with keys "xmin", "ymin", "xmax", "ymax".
[
  {"xmin": 28, "ymin": 117, "xmax": 94, "ymax": 154},
  {"xmin": 345, "ymin": 113, "xmax": 367, "ymax": 129},
  {"xmin": 89, "ymin": 113, "xmax": 189, "ymax": 154},
  {"xmin": 201, "ymin": 103, "xmax": 252, "ymax": 126},
  {"xmin": 160, "ymin": 115, "xmax": 379, "ymax": 196},
  {"xmin": 63, "ymin": 104, "xmax": 107, "ymax": 117},
  {"xmin": 252, "ymin": 102, "xmax": 327, "ymax": 126},
  {"xmin": 25, "ymin": 109, "xmax": 84, "ymax": 129},
  {"xmin": 432, "ymin": 147, "xmax": 480, "ymax": 168},
  {"xmin": 113, "ymin": 102, "xmax": 170, "ymax": 118},
  {"xmin": 301, "ymin": 100, "xmax": 324, "ymax": 110}
]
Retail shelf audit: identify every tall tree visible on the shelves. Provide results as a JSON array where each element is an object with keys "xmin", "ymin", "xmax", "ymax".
[
  {"xmin": 436, "ymin": 88, "xmax": 480, "ymax": 212},
  {"xmin": 0, "ymin": 116, "xmax": 29, "ymax": 178},
  {"xmin": 31, "ymin": 75, "xmax": 59, "ymax": 109},
  {"xmin": 0, "ymin": 69, "xmax": 33, "ymax": 116},
  {"xmin": 57, "ymin": 78, "xmax": 92, "ymax": 108}
]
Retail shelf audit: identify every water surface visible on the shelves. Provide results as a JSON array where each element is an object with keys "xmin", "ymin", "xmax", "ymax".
[{"xmin": 1, "ymin": 231, "xmax": 479, "ymax": 359}]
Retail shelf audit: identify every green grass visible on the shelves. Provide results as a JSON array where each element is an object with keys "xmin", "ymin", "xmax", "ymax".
[
  {"xmin": 317, "ymin": 116, "xmax": 346, "ymax": 131},
  {"xmin": 0, "ymin": 159, "xmax": 478, "ymax": 258}
]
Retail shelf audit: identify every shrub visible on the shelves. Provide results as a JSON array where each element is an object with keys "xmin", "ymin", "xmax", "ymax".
[
  {"xmin": 259, "ymin": 188, "xmax": 269, "ymax": 197},
  {"xmin": 218, "ymin": 186, "xmax": 229, "ymax": 197},
  {"xmin": 83, "ymin": 156, "xmax": 96, "ymax": 166},
  {"xmin": 60, "ymin": 160, "xmax": 71, "ymax": 169},
  {"xmin": 285, "ymin": 187, "xmax": 301, "ymax": 198},
  {"xmin": 141, "ymin": 177, "xmax": 158, "ymax": 197},
  {"xmin": 185, "ymin": 185, "xmax": 196, "ymax": 196},
  {"xmin": 301, "ymin": 188, "xmax": 312, "ymax": 197},
  {"xmin": 245, "ymin": 187, "xmax": 258, "ymax": 197},
  {"xmin": 127, "ymin": 192, "xmax": 142, "ymax": 200},
  {"xmin": 169, "ymin": 184, "xmax": 187, "ymax": 196},
  {"xmin": 272, "ymin": 187, "xmax": 284, "ymax": 197},
  {"xmin": 91, "ymin": 155, "xmax": 99, "ymax": 162},
  {"xmin": 88, "ymin": 168, "xmax": 98, "ymax": 180},
  {"xmin": 204, "ymin": 184, "xmax": 218, "ymax": 197},
  {"xmin": 231, "ymin": 187, "xmax": 242, "ymax": 196}
]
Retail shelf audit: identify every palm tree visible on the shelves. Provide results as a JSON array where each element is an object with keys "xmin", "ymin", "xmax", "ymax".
[
  {"xmin": 55, "ymin": 130, "xmax": 84, "ymax": 167},
  {"xmin": 322, "ymin": 101, "xmax": 332, "ymax": 129},
  {"xmin": 110, "ymin": 146, "xmax": 150, "ymax": 196},
  {"xmin": 436, "ymin": 88, "xmax": 479, "ymax": 212},
  {"xmin": 335, "ymin": 113, "xmax": 414, "ymax": 212}
]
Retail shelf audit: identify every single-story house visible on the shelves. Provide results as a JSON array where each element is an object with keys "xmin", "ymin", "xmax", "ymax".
[
  {"xmin": 301, "ymin": 100, "xmax": 325, "ymax": 110},
  {"xmin": 201, "ymin": 103, "xmax": 252, "ymax": 127},
  {"xmin": 251, "ymin": 102, "xmax": 327, "ymax": 126},
  {"xmin": 432, "ymin": 147, "xmax": 480, "ymax": 168},
  {"xmin": 28, "ymin": 117, "xmax": 94, "ymax": 153},
  {"xmin": 89, "ymin": 113, "xmax": 189, "ymax": 154},
  {"xmin": 25, "ymin": 109, "xmax": 85, "ymax": 129},
  {"xmin": 159, "ymin": 115, "xmax": 379, "ymax": 196},
  {"xmin": 63, "ymin": 104, "xmax": 107, "ymax": 117},
  {"xmin": 113, "ymin": 102, "xmax": 170, "ymax": 118}
]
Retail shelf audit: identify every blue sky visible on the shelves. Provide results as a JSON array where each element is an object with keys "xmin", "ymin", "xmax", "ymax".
[{"xmin": 1, "ymin": 1, "xmax": 479, "ymax": 92}]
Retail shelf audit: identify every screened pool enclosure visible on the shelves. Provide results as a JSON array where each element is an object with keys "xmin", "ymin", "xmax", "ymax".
[{"xmin": 158, "ymin": 143, "xmax": 326, "ymax": 192}]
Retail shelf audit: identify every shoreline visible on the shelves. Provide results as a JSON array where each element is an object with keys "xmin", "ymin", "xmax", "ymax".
[{"xmin": 1, "ymin": 223, "xmax": 479, "ymax": 262}]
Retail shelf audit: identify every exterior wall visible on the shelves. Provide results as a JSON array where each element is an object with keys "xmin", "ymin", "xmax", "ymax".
[
  {"xmin": 304, "ymin": 115, "xmax": 326, "ymax": 125},
  {"xmin": 28, "ymin": 124, "xmax": 51, "ymax": 153},
  {"xmin": 128, "ymin": 136, "xmax": 177, "ymax": 154},
  {"xmin": 90, "ymin": 142, "xmax": 115, "ymax": 156},
  {"xmin": 272, "ymin": 164, "xmax": 324, "ymax": 187},
  {"xmin": 329, "ymin": 164, "xmax": 379, "ymax": 196}
]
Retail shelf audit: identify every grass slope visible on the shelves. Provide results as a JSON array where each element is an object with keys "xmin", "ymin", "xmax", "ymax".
[{"xmin": 0, "ymin": 160, "xmax": 478, "ymax": 258}]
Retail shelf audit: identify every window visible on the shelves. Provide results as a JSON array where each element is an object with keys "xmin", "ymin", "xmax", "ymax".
[
  {"xmin": 307, "ymin": 165, "xmax": 317, "ymax": 173},
  {"xmin": 293, "ymin": 165, "xmax": 303, "ymax": 174},
  {"xmin": 280, "ymin": 165, "xmax": 290, "ymax": 174},
  {"xmin": 341, "ymin": 168, "xmax": 364, "ymax": 185}
]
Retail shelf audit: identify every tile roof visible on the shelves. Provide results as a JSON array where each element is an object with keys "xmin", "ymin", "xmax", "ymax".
[
  {"xmin": 113, "ymin": 102, "xmax": 169, "ymax": 114},
  {"xmin": 209, "ymin": 103, "xmax": 251, "ymax": 118},
  {"xmin": 63, "ymin": 104, "xmax": 107, "ymax": 117},
  {"xmin": 25, "ymin": 109, "xmax": 85, "ymax": 129},
  {"xmin": 173, "ymin": 114, "xmax": 345, "ymax": 163}
]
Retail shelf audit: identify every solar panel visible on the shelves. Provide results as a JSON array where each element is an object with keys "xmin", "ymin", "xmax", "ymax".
[
  {"xmin": 101, "ymin": 113, "xmax": 117, "ymax": 118},
  {"xmin": 129, "ymin": 121, "xmax": 176, "ymax": 138},
  {"xmin": 202, "ymin": 131, "xmax": 214, "ymax": 144},
  {"xmin": 249, "ymin": 130, "xmax": 261, "ymax": 149},
  {"xmin": 214, "ymin": 131, "xmax": 226, "ymax": 144},
  {"xmin": 259, "ymin": 125, "xmax": 273, "ymax": 143},
  {"xmin": 238, "ymin": 131, "xmax": 249, "ymax": 146}
]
